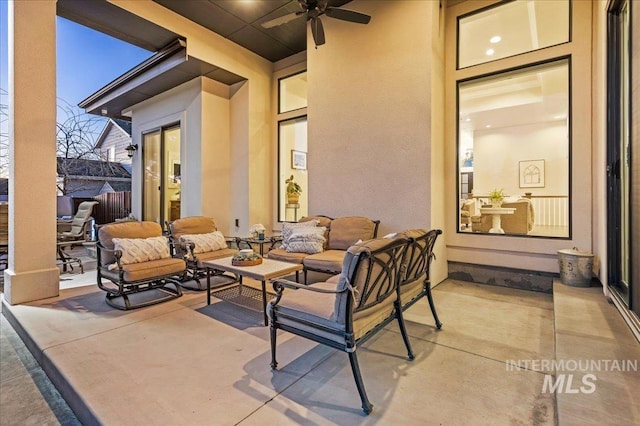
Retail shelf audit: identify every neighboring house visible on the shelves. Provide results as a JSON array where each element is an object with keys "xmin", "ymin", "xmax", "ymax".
[
  {"xmin": 94, "ymin": 118, "xmax": 132, "ymax": 167},
  {"xmin": 56, "ymin": 157, "xmax": 131, "ymax": 197}
]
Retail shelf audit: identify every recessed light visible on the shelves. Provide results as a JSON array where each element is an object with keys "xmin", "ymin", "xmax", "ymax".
[
  {"xmin": 490, "ymin": 36, "xmax": 501, "ymax": 44},
  {"xmin": 485, "ymin": 125, "xmax": 492, "ymax": 128},
  {"xmin": 486, "ymin": 48, "xmax": 495, "ymax": 56},
  {"xmin": 554, "ymin": 115, "xmax": 566, "ymax": 120},
  {"xmin": 465, "ymin": 118, "xmax": 471, "ymax": 122}
]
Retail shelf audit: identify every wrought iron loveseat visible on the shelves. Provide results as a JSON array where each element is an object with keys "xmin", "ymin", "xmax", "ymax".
[{"xmin": 268, "ymin": 236, "xmax": 412, "ymax": 414}]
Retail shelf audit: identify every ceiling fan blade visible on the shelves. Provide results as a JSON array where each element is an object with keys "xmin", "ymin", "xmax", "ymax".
[
  {"xmin": 261, "ymin": 11, "xmax": 304, "ymax": 29},
  {"xmin": 310, "ymin": 16, "xmax": 326, "ymax": 47},
  {"xmin": 325, "ymin": 7, "xmax": 371, "ymax": 24}
]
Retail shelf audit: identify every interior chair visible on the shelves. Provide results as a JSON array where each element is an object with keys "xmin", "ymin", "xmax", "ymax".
[
  {"xmin": 56, "ymin": 200, "xmax": 99, "ymax": 273},
  {"xmin": 268, "ymin": 237, "xmax": 411, "ymax": 414},
  {"xmin": 471, "ymin": 198, "xmax": 534, "ymax": 234},
  {"xmin": 166, "ymin": 216, "xmax": 238, "ymax": 290},
  {"xmin": 395, "ymin": 229, "xmax": 443, "ymax": 358},
  {"xmin": 96, "ymin": 221, "xmax": 185, "ymax": 310}
]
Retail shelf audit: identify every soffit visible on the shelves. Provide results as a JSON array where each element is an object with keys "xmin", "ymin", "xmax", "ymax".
[{"xmin": 58, "ymin": 0, "xmax": 352, "ymax": 63}]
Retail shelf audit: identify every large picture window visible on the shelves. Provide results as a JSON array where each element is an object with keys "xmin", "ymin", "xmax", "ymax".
[{"xmin": 458, "ymin": 59, "xmax": 570, "ymax": 238}]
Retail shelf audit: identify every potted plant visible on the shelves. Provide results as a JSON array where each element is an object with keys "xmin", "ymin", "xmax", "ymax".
[
  {"xmin": 285, "ymin": 175, "xmax": 302, "ymax": 204},
  {"xmin": 488, "ymin": 188, "xmax": 506, "ymax": 207}
]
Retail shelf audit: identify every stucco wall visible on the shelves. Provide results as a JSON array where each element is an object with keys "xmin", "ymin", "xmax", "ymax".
[
  {"xmin": 307, "ymin": 0, "xmax": 444, "ymax": 268},
  {"xmin": 111, "ymin": 0, "xmax": 273, "ymax": 236}
]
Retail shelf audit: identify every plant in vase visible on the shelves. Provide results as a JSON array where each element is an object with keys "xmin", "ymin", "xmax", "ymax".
[
  {"xmin": 285, "ymin": 175, "xmax": 302, "ymax": 204},
  {"xmin": 488, "ymin": 188, "xmax": 506, "ymax": 207}
]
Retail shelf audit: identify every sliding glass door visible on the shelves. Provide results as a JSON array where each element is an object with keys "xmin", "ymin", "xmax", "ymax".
[{"xmin": 142, "ymin": 125, "xmax": 180, "ymax": 225}]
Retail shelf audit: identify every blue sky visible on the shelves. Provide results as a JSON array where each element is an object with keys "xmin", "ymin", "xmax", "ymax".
[{"xmin": 1, "ymin": 1, "xmax": 151, "ymax": 117}]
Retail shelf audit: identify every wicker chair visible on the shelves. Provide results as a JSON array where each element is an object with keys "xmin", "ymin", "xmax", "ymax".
[
  {"xmin": 268, "ymin": 236, "xmax": 411, "ymax": 414},
  {"xmin": 166, "ymin": 216, "xmax": 238, "ymax": 290},
  {"xmin": 96, "ymin": 221, "xmax": 185, "ymax": 310}
]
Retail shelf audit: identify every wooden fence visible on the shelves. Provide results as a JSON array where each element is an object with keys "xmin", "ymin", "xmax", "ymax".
[{"xmin": 91, "ymin": 192, "xmax": 131, "ymax": 224}]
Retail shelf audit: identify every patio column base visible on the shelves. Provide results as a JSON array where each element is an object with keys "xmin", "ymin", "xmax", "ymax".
[{"xmin": 3, "ymin": 268, "xmax": 59, "ymax": 305}]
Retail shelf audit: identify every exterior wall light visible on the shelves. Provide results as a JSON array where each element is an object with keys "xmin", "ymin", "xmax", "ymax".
[{"xmin": 125, "ymin": 144, "xmax": 138, "ymax": 158}]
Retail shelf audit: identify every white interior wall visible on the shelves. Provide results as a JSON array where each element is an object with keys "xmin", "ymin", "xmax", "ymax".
[
  {"xmin": 308, "ymin": 1, "xmax": 437, "ymax": 234},
  {"xmin": 473, "ymin": 121, "xmax": 569, "ymax": 196}
]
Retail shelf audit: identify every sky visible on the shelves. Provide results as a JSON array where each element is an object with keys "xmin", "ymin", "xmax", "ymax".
[{"xmin": 1, "ymin": 0, "xmax": 152, "ymax": 124}]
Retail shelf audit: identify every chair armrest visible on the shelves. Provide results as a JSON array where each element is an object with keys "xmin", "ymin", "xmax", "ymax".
[
  {"xmin": 96, "ymin": 243, "xmax": 123, "ymax": 269},
  {"xmin": 270, "ymin": 277, "xmax": 347, "ymax": 307}
]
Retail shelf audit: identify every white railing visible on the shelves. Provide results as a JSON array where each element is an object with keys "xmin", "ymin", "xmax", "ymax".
[{"xmin": 530, "ymin": 196, "xmax": 569, "ymax": 227}]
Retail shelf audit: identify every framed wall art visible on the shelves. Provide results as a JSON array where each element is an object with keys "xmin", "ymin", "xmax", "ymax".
[
  {"xmin": 291, "ymin": 150, "xmax": 307, "ymax": 170},
  {"xmin": 519, "ymin": 159, "xmax": 545, "ymax": 188}
]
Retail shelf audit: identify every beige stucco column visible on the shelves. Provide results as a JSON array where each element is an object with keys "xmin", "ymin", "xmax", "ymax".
[{"xmin": 5, "ymin": 0, "xmax": 59, "ymax": 304}]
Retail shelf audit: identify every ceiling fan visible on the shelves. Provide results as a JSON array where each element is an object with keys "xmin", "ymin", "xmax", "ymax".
[{"xmin": 261, "ymin": 0, "xmax": 371, "ymax": 47}]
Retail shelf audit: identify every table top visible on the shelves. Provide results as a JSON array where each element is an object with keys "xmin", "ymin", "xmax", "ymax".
[
  {"xmin": 239, "ymin": 235, "xmax": 282, "ymax": 244},
  {"xmin": 480, "ymin": 207, "xmax": 516, "ymax": 214},
  {"xmin": 204, "ymin": 256, "xmax": 302, "ymax": 281}
]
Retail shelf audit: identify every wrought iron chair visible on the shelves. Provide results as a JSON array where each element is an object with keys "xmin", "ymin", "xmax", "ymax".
[
  {"xmin": 396, "ymin": 229, "xmax": 443, "ymax": 359},
  {"xmin": 96, "ymin": 221, "xmax": 185, "ymax": 310},
  {"xmin": 56, "ymin": 200, "xmax": 98, "ymax": 273},
  {"xmin": 166, "ymin": 216, "xmax": 238, "ymax": 290},
  {"xmin": 268, "ymin": 236, "xmax": 411, "ymax": 414}
]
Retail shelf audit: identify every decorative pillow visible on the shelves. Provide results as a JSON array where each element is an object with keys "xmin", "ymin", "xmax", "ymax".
[
  {"xmin": 111, "ymin": 236, "xmax": 170, "ymax": 265},
  {"xmin": 285, "ymin": 226, "xmax": 326, "ymax": 254},
  {"xmin": 285, "ymin": 241, "xmax": 324, "ymax": 254},
  {"xmin": 179, "ymin": 231, "xmax": 227, "ymax": 254},
  {"xmin": 281, "ymin": 220, "xmax": 320, "ymax": 249}
]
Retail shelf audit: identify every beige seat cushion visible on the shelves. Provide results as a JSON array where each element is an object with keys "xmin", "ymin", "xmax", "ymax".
[
  {"xmin": 303, "ymin": 249, "xmax": 346, "ymax": 273},
  {"xmin": 267, "ymin": 248, "xmax": 308, "ymax": 264},
  {"xmin": 101, "ymin": 257, "xmax": 185, "ymax": 283}
]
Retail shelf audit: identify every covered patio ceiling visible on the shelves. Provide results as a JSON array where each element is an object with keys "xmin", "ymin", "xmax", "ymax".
[
  {"xmin": 58, "ymin": 0, "xmax": 351, "ymax": 118},
  {"xmin": 57, "ymin": 0, "xmax": 352, "ymax": 61}
]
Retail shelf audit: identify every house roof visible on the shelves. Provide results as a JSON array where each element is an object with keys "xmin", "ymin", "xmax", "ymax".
[
  {"xmin": 94, "ymin": 118, "xmax": 132, "ymax": 149},
  {"xmin": 78, "ymin": 39, "xmax": 246, "ymax": 118},
  {"xmin": 57, "ymin": 158, "xmax": 131, "ymax": 179}
]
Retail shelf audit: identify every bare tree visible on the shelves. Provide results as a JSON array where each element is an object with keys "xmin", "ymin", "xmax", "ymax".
[{"xmin": 0, "ymin": 93, "xmax": 127, "ymax": 196}]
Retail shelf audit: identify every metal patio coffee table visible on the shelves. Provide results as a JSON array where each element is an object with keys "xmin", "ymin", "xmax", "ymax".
[{"xmin": 204, "ymin": 257, "xmax": 303, "ymax": 326}]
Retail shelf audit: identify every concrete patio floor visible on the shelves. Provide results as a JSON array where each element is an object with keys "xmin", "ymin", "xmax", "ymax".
[{"xmin": 1, "ymin": 269, "xmax": 639, "ymax": 425}]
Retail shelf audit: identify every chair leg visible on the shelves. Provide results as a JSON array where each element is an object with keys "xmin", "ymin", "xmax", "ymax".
[
  {"xmin": 348, "ymin": 352, "xmax": 373, "ymax": 415},
  {"xmin": 395, "ymin": 305, "xmax": 415, "ymax": 360},
  {"xmin": 425, "ymin": 285, "xmax": 442, "ymax": 329},
  {"xmin": 270, "ymin": 325, "xmax": 278, "ymax": 370}
]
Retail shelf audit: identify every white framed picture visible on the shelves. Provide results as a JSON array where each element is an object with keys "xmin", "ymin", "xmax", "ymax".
[{"xmin": 519, "ymin": 159, "xmax": 545, "ymax": 188}]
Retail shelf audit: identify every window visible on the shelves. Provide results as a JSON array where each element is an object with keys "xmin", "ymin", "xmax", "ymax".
[
  {"xmin": 278, "ymin": 117, "xmax": 307, "ymax": 222},
  {"xmin": 458, "ymin": 59, "xmax": 570, "ymax": 238},
  {"xmin": 276, "ymin": 68, "xmax": 308, "ymax": 223},
  {"xmin": 458, "ymin": 0, "xmax": 570, "ymax": 69},
  {"xmin": 279, "ymin": 71, "xmax": 307, "ymax": 113}
]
